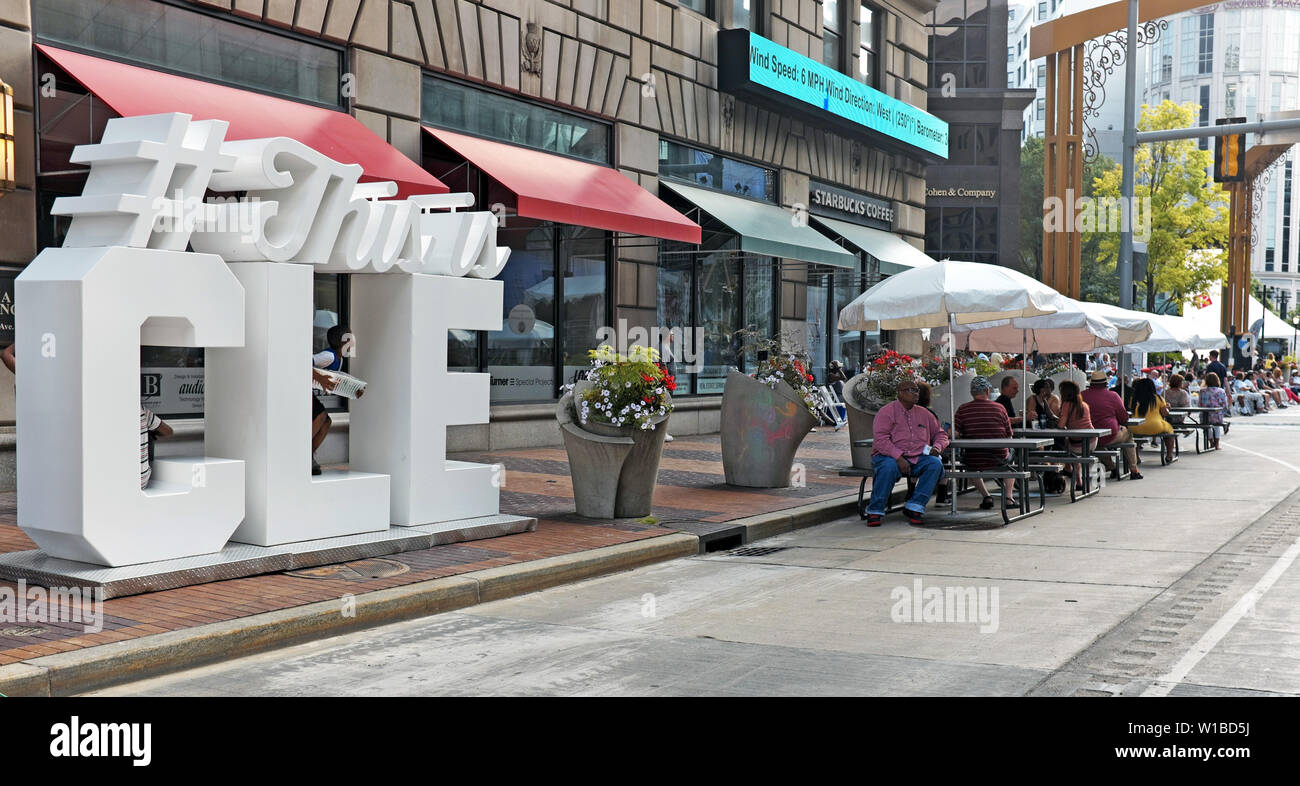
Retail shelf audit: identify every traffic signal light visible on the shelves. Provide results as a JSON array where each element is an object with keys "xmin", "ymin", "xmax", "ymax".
[{"xmin": 1215, "ymin": 117, "xmax": 1246, "ymax": 183}]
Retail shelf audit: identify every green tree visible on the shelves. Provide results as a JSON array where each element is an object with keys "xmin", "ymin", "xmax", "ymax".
[
  {"xmin": 1089, "ymin": 100, "xmax": 1228, "ymax": 313},
  {"xmin": 1018, "ymin": 136, "xmax": 1118, "ymax": 302}
]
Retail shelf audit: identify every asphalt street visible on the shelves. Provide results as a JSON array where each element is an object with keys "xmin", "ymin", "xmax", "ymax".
[{"xmin": 91, "ymin": 407, "xmax": 1300, "ymax": 696}]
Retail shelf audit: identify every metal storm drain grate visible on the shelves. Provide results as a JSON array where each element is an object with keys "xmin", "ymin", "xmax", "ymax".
[
  {"xmin": 726, "ymin": 546, "xmax": 789, "ymax": 557},
  {"xmin": 286, "ymin": 558, "xmax": 411, "ymax": 581},
  {"xmin": 0, "ymin": 626, "xmax": 47, "ymax": 637}
]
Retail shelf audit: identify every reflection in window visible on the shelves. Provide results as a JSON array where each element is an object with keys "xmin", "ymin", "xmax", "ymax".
[
  {"xmin": 490, "ymin": 221, "xmax": 557, "ymax": 402},
  {"xmin": 697, "ymin": 251, "xmax": 743, "ymax": 393},
  {"xmin": 33, "ymin": 0, "xmax": 342, "ymax": 106},
  {"xmin": 422, "ymin": 75, "xmax": 611, "ymax": 164},
  {"xmin": 733, "ymin": 0, "xmax": 759, "ymax": 32},
  {"xmin": 824, "ymin": 0, "xmax": 842, "ymax": 70},
  {"xmin": 658, "ymin": 140, "xmax": 777, "ymax": 202},
  {"xmin": 657, "ymin": 253, "xmax": 696, "ymax": 393},
  {"xmin": 559, "ymin": 226, "xmax": 607, "ymax": 383},
  {"xmin": 859, "ymin": 3, "xmax": 879, "ymax": 86}
]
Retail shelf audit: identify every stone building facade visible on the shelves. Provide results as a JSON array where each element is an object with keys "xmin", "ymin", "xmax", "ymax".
[{"xmin": 0, "ymin": 0, "xmax": 941, "ymax": 481}]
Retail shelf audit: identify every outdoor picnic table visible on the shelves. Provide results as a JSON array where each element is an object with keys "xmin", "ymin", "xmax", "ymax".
[
  {"xmin": 948, "ymin": 437, "xmax": 1053, "ymax": 524},
  {"xmin": 1167, "ymin": 406, "xmax": 1224, "ymax": 453},
  {"xmin": 849, "ymin": 437, "xmax": 1052, "ymax": 524},
  {"xmin": 1012, "ymin": 428, "xmax": 1111, "ymax": 501}
]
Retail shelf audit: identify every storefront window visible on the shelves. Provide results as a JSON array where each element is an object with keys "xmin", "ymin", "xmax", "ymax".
[
  {"xmin": 742, "ymin": 257, "xmax": 776, "ymax": 368},
  {"xmin": 33, "ymin": 0, "xmax": 343, "ymax": 107},
  {"xmin": 659, "ymin": 141, "xmax": 777, "ymax": 202},
  {"xmin": 805, "ymin": 276, "xmax": 830, "ymax": 383},
  {"xmin": 657, "ymin": 252, "xmax": 696, "ymax": 394},
  {"xmin": 697, "ymin": 250, "xmax": 743, "ymax": 395},
  {"xmin": 489, "ymin": 220, "xmax": 557, "ymax": 402},
  {"xmin": 422, "ymin": 75, "xmax": 610, "ymax": 164},
  {"xmin": 559, "ymin": 226, "xmax": 608, "ymax": 386}
]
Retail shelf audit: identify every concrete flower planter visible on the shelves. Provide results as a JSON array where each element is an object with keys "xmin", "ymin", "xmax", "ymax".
[
  {"xmin": 557, "ymin": 383, "xmax": 670, "ymax": 519},
  {"xmin": 843, "ymin": 373, "xmax": 877, "ymax": 469},
  {"xmin": 720, "ymin": 369, "xmax": 817, "ymax": 488}
]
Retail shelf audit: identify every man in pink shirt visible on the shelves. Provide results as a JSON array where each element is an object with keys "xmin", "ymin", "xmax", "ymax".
[
  {"xmin": 867, "ymin": 378, "xmax": 949, "ymax": 526},
  {"xmin": 1080, "ymin": 369, "xmax": 1141, "ymax": 480}
]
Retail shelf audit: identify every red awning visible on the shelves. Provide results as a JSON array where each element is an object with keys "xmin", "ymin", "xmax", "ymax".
[
  {"xmin": 38, "ymin": 45, "xmax": 446, "ymax": 198},
  {"xmin": 423, "ymin": 127, "xmax": 701, "ymax": 243}
]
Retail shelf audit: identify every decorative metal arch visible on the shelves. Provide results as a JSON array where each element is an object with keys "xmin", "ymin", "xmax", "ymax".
[
  {"xmin": 1081, "ymin": 20, "xmax": 1169, "ymax": 162},
  {"xmin": 1251, "ymin": 148, "xmax": 1294, "ymax": 247}
]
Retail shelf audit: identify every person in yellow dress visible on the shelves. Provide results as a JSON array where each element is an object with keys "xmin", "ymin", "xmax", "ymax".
[{"xmin": 1128, "ymin": 377, "xmax": 1176, "ymax": 463}]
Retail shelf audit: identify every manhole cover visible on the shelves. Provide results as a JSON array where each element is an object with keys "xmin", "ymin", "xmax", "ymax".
[
  {"xmin": 727, "ymin": 546, "xmax": 789, "ymax": 557},
  {"xmin": 0, "ymin": 626, "xmax": 47, "ymax": 637},
  {"xmin": 285, "ymin": 558, "xmax": 410, "ymax": 581}
]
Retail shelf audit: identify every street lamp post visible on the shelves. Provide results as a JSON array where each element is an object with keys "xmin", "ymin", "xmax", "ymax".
[{"xmin": 1293, "ymin": 315, "xmax": 1299, "ymax": 359}]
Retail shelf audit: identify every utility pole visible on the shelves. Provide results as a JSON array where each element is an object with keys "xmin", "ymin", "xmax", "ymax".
[{"xmin": 1118, "ymin": 0, "xmax": 1138, "ymax": 395}]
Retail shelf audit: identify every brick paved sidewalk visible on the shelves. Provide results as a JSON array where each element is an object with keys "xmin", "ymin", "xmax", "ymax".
[{"xmin": 0, "ymin": 429, "xmax": 857, "ymax": 668}]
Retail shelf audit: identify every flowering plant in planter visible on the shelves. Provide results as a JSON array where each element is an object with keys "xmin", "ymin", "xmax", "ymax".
[
  {"xmin": 736, "ymin": 330, "xmax": 823, "ymax": 418},
  {"xmin": 564, "ymin": 345, "xmax": 674, "ymax": 431},
  {"xmin": 850, "ymin": 350, "xmax": 960, "ymax": 411}
]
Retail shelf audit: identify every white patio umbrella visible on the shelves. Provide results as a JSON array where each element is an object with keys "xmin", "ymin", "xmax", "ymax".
[
  {"xmin": 838, "ymin": 259, "xmax": 1066, "ymax": 513},
  {"xmin": 1127, "ymin": 313, "xmax": 1226, "ymax": 353},
  {"xmin": 937, "ymin": 297, "xmax": 1125, "ymax": 425},
  {"xmin": 1072, "ymin": 301, "xmax": 1158, "ymax": 346}
]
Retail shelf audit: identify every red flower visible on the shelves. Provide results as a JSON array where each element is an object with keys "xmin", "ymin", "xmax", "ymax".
[
  {"xmin": 805, "ymin": 374, "xmax": 814, "ymax": 382},
  {"xmin": 664, "ymin": 377, "xmax": 677, "ymax": 392},
  {"xmin": 643, "ymin": 395, "xmax": 654, "ymax": 404},
  {"xmin": 641, "ymin": 373, "xmax": 654, "ymax": 383}
]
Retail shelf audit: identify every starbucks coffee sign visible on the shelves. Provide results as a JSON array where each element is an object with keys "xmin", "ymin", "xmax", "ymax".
[{"xmin": 809, "ymin": 181, "xmax": 893, "ymax": 229}]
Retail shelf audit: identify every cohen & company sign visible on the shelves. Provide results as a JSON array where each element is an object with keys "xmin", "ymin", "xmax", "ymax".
[
  {"xmin": 718, "ymin": 29, "xmax": 948, "ymax": 160},
  {"xmin": 809, "ymin": 181, "xmax": 893, "ymax": 229}
]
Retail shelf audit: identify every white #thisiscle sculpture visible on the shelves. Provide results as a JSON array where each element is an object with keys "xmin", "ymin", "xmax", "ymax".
[{"xmin": 17, "ymin": 113, "xmax": 510, "ymax": 566}]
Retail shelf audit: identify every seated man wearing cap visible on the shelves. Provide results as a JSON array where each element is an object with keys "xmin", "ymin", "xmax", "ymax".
[
  {"xmin": 1081, "ymin": 368, "xmax": 1141, "ymax": 480},
  {"xmin": 954, "ymin": 375, "xmax": 1017, "ymax": 509},
  {"xmin": 866, "ymin": 378, "xmax": 948, "ymax": 527}
]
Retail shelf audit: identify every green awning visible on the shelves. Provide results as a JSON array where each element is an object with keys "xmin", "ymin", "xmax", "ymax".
[
  {"xmin": 810, "ymin": 215, "xmax": 937, "ymax": 276},
  {"xmin": 662, "ymin": 180, "xmax": 859, "ymax": 269}
]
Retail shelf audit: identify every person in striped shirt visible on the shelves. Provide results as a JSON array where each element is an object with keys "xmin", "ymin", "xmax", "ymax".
[{"xmin": 954, "ymin": 376, "xmax": 1016, "ymax": 509}]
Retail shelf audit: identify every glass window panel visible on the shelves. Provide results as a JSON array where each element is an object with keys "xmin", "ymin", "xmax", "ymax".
[
  {"xmin": 677, "ymin": 0, "xmax": 710, "ymax": 14},
  {"xmin": 697, "ymin": 252, "xmax": 743, "ymax": 394},
  {"xmin": 860, "ymin": 4, "xmax": 875, "ymax": 48},
  {"xmin": 949, "ymin": 124, "xmax": 974, "ymax": 164},
  {"xmin": 824, "ymin": 31, "xmax": 842, "ymax": 69},
  {"xmin": 742, "ymin": 257, "xmax": 774, "ymax": 369},
  {"xmin": 966, "ymin": 62, "xmax": 987, "ymax": 88},
  {"xmin": 423, "ymin": 76, "xmax": 610, "ymax": 164},
  {"xmin": 834, "ymin": 269, "xmax": 872, "ymax": 370},
  {"xmin": 559, "ymin": 225, "xmax": 608, "ymax": 386},
  {"xmin": 489, "ymin": 220, "xmax": 557, "ymax": 402},
  {"xmin": 824, "ymin": 0, "xmax": 839, "ymax": 32},
  {"xmin": 933, "ymin": 0, "xmax": 964, "ymax": 27},
  {"xmin": 734, "ymin": 0, "xmax": 753, "ymax": 31},
  {"xmin": 33, "ymin": 0, "xmax": 342, "ymax": 106},
  {"xmin": 657, "ymin": 250, "xmax": 695, "ymax": 393},
  {"xmin": 974, "ymin": 125, "xmax": 999, "ymax": 166},
  {"xmin": 941, "ymin": 208, "xmax": 974, "ymax": 253},
  {"xmin": 965, "ymin": 26, "xmax": 987, "ymax": 62},
  {"xmin": 806, "ymin": 274, "xmax": 829, "ymax": 384},
  {"xmin": 974, "ymin": 208, "xmax": 998, "ymax": 251},
  {"xmin": 931, "ymin": 26, "xmax": 962, "ymax": 63},
  {"xmin": 658, "ymin": 141, "xmax": 776, "ymax": 202}
]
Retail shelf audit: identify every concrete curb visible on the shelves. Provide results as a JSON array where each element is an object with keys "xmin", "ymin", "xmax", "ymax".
[
  {"xmin": 0, "ymin": 533, "xmax": 699, "ymax": 697},
  {"xmin": 0, "ymin": 493, "xmax": 860, "ymax": 697},
  {"xmin": 735, "ymin": 494, "xmax": 859, "ymax": 545}
]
